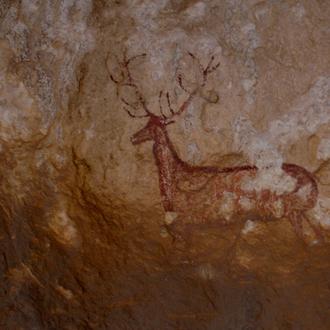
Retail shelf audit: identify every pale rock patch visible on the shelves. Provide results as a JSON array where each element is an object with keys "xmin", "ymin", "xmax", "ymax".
[
  {"xmin": 196, "ymin": 263, "xmax": 216, "ymax": 280},
  {"xmin": 187, "ymin": 142, "xmax": 202, "ymax": 165},
  {"xmin": 242, "ymin": 167, "xmax": 297, "ymax": 195},
  {"xmin": 56, "ymin": 285, "xmax": 74, "ymax": 300},
  {"xmin": 49, "ymin": 210, "xmax": 79, "ymax": 247},
  {"xmin": 0, "ymin": 43, "xmax": 42, "ymax": 143},
  {"xmin": 268, "ymin": 77, "xmax": 330, "ymax": 146},
  {"xmin": 272, "ymin": 199, "xmax": 285, "ymax": 219},
  {"xmin": 236, "ymin": 251, "xmax": 254, "ymax": 269},
  {"xmin": 164, "ymin": 211, "xmax": 178, "ymax": 225},
  {"xmin": 310, "ymin": 197, "xmax": 330, "ymax": 229},
  {"xmin": 241, "ymin": 78, "xmax": 256, "ymax": 92},
  {"xmin": 317, "ymin": 138, "xmax": 330, "ymax": 160},
  {"xmin": 239, "ymin": 196, "xmax": 255, "ymax": 211},
  {"xmin": 241, "ymin": 219, "xmax": 257, "ymax": 235},
  {"xmin": 218, "ymin": 192, "xmax": 236, "ymax": 221},
  {"xmin": 160, "ymin": 226, "xmax": 169, "ymax": 238},
  {"xmin": 292, "ymin": 3, "xmax": 306, "ymax": 19},
  {"xmin": 297, "ymin": 184, "xmax": 313, "ymax": 202},
  {"xmin": 185, "ymin": 2, "xmax": 206, "ymax": 20}
]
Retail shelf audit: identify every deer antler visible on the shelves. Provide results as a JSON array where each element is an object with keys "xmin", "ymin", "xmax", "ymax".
[
  {"xmin": 106, "ymin": 51, "xmax": 152, "ymax": 118},
  {"xmin": 108, "ymin": 51, "xmax": 220, "ymax": 121},
  {"xmin": 159, "ymin": 52, "xmax": 220, "ymax": 122}
]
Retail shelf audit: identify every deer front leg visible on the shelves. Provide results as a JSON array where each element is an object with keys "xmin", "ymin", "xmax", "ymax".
[{"xmin": 288, "ymin": 211, "xmax": 305, "ymax": 240}]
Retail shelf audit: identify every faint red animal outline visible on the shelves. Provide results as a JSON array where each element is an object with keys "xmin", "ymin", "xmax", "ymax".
[{"xmin": 107, "ymin": 51, "xmax": 323, "ymax": 242}]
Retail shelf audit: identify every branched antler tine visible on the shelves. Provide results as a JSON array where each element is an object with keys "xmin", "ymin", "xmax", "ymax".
[
  {"xmin": 166, "ymin": 92, "xmax": 176, "ymax": 115},
  {"xmin": 165, "ymin": 90, "xmax": 195, "ymax": 121},
  {"xmin": 159, "ymin": 91, "xmax": 166, "ymax": 118},
  {"xmin": 124, "ymin": 60, "xmax": 133, "ymax": 84},
  {"xmin": 109, "ymin": 73, "xmax": 119, "ymax": 84},
  {"xmin": 122, "ymin": 82, "xmax": 152, "ymax": 116},
  {"xmin": 126, "ymin": 53, "xmax": 147, "ymax": 65},
  {"xmin": 105, "ymin": 53, "xmax": 125, "ymax": 86},
  {"xmin": 202, "ymin": 64, "xmax": 220, "ymax": 87},
  {"xmin": 107, "ymin": 51, "xmax": 152, "ymax": 118},
  {"xmin": 119, "ymin": 82, "xmax": 152, "ymax": 117},
  {"xmin": 205, "ymin": 55, "xmax": 215, "ymax": 72},
  {"xmin": 123, "ymin": 107, "xmax": 149, "ymax": 118},
  {"xmin": 120, "ymin": 96, "xmax": 139, "ymax": 110},
  {"xmin": 203, "ymin": 56, "xmax": 220, "ymax": 85},
  {"xmin": 176, "ymin": 93, "xmax": 194, "ymax": 117},
  {"xmin": 177, "ymin": 73, "xmax": 190, "ymax": 94},
  {"xmin": 165, "ymin": 53, "xmax": 220, "ymax": 121},
  {"xmin": 207, "ymin": 61, "xmax": 220, "ymax": 74},
  {"xmin": 123, "ymin": 53, "xmax": 147, "ymax": 84},
  {"xmin": 135, "ymin": 88, "xmax": 152, "ymax": 115},
  {"xmin": 187, "ymin": 51, "xmax": 195, "ymax": 58},
  {"xmin": 188, "ymin": 51, "xmax": 204, "ymax": 76}
]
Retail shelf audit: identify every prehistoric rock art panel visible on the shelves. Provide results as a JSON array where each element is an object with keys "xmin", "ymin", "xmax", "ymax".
[{"xmin": 108, "ymin": 51, "xmax": 324, "ymax": 242}]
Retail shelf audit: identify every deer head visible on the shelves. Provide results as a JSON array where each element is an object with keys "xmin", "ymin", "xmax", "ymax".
[
  {"xmin": 106, "ymin": 50, "xmax": 220, "ymax": 145},
  {"xmin": 130, "ymin": 115, "xmax": 169, "ymax": 145}
]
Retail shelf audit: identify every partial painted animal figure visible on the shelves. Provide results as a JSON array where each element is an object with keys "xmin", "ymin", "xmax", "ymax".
[{"xmin": 107, "ymin": 51, "xmax": 323, "ymax": 242}]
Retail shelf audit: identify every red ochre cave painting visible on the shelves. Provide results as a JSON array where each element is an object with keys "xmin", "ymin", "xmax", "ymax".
[{"xmin": 107, "ymin": 51, "xmax": 323, "ymax": 242}]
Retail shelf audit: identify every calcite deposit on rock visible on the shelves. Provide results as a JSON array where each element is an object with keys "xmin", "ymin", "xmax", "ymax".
[{"xmin": 0, "ymin": 0, "xmax": 330, "ymax": 329}]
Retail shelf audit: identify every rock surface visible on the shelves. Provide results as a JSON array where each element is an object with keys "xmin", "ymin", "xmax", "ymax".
[{"xmin": 0, "ymin": 0, "xmax": 330, "ymax": 329}]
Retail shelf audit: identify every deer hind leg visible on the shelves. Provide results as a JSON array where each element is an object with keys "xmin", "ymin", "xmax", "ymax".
[
  {"xmin": 288, "ymin": 211, "xmax": 324, "ymax": 243},
  {"xmin": 301, "ymin": 212, "xmax": 324, "ymax": 243}
]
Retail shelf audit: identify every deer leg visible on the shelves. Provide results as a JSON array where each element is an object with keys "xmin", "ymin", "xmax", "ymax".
[
  {"xmin": 301, "ymin": 212, "xmax": 324, "ymax": 243},
  {"xmin": 165, "ymin": 222, "xmax": 192, "ymax": 249},
  {"xmin": 288, "ymin": 211, "xmax": 305, "ymax": 240}
]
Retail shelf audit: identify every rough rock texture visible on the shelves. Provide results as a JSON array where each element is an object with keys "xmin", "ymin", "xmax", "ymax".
[{"xmin": 0, "ymin": 0, "xmax": 330, "ymax": 329}]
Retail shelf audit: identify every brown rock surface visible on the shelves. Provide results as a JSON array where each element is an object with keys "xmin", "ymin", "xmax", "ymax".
[{"xmin": 0, "ymin": 0, "xmax": 330, "ymax": 329}]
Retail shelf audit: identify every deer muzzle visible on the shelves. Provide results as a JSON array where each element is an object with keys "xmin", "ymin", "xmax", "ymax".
[{"xmin": 130, "ymin": 127, "xmax": 152, "ymax": 145}]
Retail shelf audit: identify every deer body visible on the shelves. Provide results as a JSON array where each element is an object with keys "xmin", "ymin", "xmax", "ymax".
[
  {"xmin": 109, "ymin": 51, "xmax": 323, "ymax": 241},
  {"xmin": 132, "ymin": 117, "xmax": 319, "ymax": 238}
]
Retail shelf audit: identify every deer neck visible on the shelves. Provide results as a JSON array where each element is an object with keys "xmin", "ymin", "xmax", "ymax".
[{"xmin": 152, "ymin": 126, "xmax": 183, "ymax": 211}]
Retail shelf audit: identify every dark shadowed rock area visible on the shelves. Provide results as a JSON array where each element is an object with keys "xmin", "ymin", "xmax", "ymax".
[{"xmin": 0, "ymin": 0, "xmax": 330, "ymax": 329}]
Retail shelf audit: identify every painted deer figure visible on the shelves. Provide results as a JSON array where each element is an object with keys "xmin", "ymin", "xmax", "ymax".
[{"xmin": 107, "ymin": 51, "xmax": 323, "ymax": 242}]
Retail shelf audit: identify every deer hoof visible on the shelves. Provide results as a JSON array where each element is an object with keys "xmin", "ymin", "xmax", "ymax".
[{"xmin": 164, "ymin": 211, "xmax": 178, "ymax": 225}]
